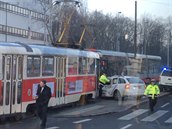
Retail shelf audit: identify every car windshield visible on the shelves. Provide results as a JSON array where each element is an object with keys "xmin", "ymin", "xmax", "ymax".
[
  {"xmin": 126, "ymin": 77, "xmax": 144, "ymax": 84},
  {"xmin": 161, "ymin": 70, "xmax": 172, "ymax": 76}
]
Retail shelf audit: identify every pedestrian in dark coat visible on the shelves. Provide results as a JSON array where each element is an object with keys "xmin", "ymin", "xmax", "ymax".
[{"xmin": 35, "ymin": 80, "xmax": 51, "ymax": 129}]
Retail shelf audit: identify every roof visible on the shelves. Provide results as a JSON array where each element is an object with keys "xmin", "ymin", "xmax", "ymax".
[
  {"xmin": 109, "ymin": 75, "xmax": 140, "ymax": 79},
  {"xmin": 0, "ymin": 42, "xmax": 99, "ymax": 59}
]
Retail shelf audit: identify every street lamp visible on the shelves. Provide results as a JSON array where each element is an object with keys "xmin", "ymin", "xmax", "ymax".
[
  {"xmin": 125, "ymin": 34, "xmax": 128, "ymax": 40},
  {"xmin": 125, "ymin": 34, "xmax": 129, "ymax": 53}
]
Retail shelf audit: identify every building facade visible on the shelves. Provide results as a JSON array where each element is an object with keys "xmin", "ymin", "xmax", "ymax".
[{"xmin": 0, "ymin": 0, "xmax": 51, "ymax": 44}]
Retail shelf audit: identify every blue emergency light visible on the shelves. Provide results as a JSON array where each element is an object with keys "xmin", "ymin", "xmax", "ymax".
[{"xmin": 163, "ymin": 67, "xmax": 167, "ymax": 70}]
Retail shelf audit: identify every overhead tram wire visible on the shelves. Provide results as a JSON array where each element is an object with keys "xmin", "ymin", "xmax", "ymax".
[{"xmin": 139, "ymin": 0, "xmax": 172, "ymax": 6}]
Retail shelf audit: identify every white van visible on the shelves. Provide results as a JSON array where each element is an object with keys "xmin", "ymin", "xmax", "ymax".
[{"xmin": 159, "ymin": 68, "xmax": 172, "ymax": 91}]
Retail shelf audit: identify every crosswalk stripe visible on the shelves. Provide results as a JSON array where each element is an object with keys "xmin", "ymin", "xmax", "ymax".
[
  {"xmin": 161, "ymin": 103, "xmax": 170, "ymax": 108},
  {"xmin": 46, "ymin": 127, "xmax": 59, "ymax": 129},
  {"xmin": 120, "ymin": 124, "xmax": 132, "ymax": 129},
  {"xmin": 141, "ymin": 110, "xmax": 168, "ymax": 122},
  {"xmin": 73, "ymin": 119, "xmax": 92, "ymax": 124},
  {"xmin": 165, "ymin": 117, "xmax": 172, "ymax": 123},
  {"xmin": 118, "ymin": 109, "xmax": 148, "ymax": 120}
]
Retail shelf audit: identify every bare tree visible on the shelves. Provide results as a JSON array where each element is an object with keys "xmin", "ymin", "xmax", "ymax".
[
  {"xmin": 37, "ymin": 0, "xmax": 170, "ymax": 67},
  {"xmin": 88, "ymin": 11, "xmax": 135, "ymax": 52}
]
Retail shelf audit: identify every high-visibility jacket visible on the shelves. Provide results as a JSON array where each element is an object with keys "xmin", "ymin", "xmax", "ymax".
[
  {"xmin": 99, "ymin": 74, "xmax": 110, "ymax": 84},
  {"xmin": 144, "ymin": 84, "xmax": 160, "ymax": 99}
]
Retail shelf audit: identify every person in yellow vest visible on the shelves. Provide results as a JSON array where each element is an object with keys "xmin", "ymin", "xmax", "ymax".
[
  {"xmin": 144, "ymin": 79, "xmax": 160, "ymax": 112},
  {"xmin": 99, "ymin": 73, "xmax": 110, "ymax": 98}
]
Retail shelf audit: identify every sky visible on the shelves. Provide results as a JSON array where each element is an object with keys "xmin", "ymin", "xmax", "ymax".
[{"xmin": 87, "ymin": 0, "xmax": 172, "ymax": 19}]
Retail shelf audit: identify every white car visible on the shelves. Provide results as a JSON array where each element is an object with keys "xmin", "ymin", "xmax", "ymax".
[
  {"xmin": 102, "ymin": 75, "xmax": 146, "ymax": 101},
  {"xmin": 159, "ymin": 68, "xmax": 172, "ymax": 91}
]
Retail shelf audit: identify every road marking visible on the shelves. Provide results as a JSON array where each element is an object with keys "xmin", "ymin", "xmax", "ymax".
[
  {"xmin": 118, "ymin": 109, "xmax": 148, "ymax": 120},
  {"xmin": 165, "ymin": 117, "xmax": 172, "ymax": 123},
  {"xmin": 63, "ymin": 105, "xmax": 104, "ymax": 115},
  {"xmin": 161, "ymin": 103, "xmax": 170, "ymax": 108},
  {"xmin": 141, "ymin": 110, "xmax": 168, "ymax": 122},
  {"xmin": 120, "ymin": 124, "xmax": 132, "ymax": 129},
  {"xmin": 73, "ymin": 119, "xmax": 92, "ymax": 124},
  {"xmin": 46, "ymin": 127, "xmax": 59, "ymax": 129}
]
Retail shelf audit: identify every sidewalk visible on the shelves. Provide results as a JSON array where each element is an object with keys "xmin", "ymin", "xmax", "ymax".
[{"xmin": 51, "ymin": 92, "xmax": 169, "ymax": 118}]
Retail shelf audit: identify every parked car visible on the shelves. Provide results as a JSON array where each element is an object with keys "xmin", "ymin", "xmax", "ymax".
[
  {"xmin": 102, "ymin": 75, "xmax": 146, "ymax": 101},
  {"xmin": 159, "ymin": 67, "xmax": 172, "ymax": 91}
]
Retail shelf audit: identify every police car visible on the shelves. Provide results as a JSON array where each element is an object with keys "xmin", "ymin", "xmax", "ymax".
[
  {"xmin": 102, "ymin": 75, "xmax": 146, "ymax": 101},
  {"xmin": 159, "ymin": 67, "xmax": 172, "ymax": 91}
]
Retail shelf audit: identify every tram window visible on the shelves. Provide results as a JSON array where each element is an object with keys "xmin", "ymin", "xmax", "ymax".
[
  {"xmin": 5, "ymin": 82, "xmax": 10, "ymax": 105},
  {"xmin": 148, "ymin": 59, "xmax": 157, "ymax": 73},
  {"xmin": 0, "ymin": 82, "xmax": 3, "ymax": 105},
  {"xmin": 18, "ymin": 57, "xmax": 23, "ymax": 79},
  {"xmin": 2, "ymin": 56, "xmax": 5, "ymax": 80},
  {"xmin": 68, "ymin": 57, "xmax": 78, "ymax": 75},
  {"xmin": 27, "ymin": 56, "xmax": 41, "ymax": 77},
  {"xmin": 12, "ymin": 81, "xmax": 16, "ymax": 104},
  {"xmin": 101, "ymin": 56, "xmax": 128, "ymax": 76},
  {"xmin": 6, "ymin": 56, "xmax": 11, "ymax": 80},
  {"xmin": 79, "ymin": 57, "xmax": 88, "ymax": 74},
  {"xmin": 12, "ymin": 56, "xmax": 17, "ymax": 80},
  {"xmin": 17, "ymin": 81, "xmax": 22, "ymax": 104},
  {"xmin": 88, "ymin": 58, "xmax": 95, "ymax": 74},
  {"xmin": 42, "ymin": 57, "xmax": 54, "ymax": 76}
]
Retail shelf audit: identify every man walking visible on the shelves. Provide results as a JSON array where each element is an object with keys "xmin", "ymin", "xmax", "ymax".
[{"xmin": 35, "ymin": 80, "xmax": 51, "ymax": 129}]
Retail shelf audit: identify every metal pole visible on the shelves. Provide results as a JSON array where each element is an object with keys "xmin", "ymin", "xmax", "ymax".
[
  {"xmin": 167, "ymin": 30, "xmax": 171, "ymax": 67},
  {"xmin": 134, "ymin": 1, "xmax": 137, "ymax": 58},
  {"xmin": 116, "ymin": 12, "xmax": 121, "ymax": 51}
]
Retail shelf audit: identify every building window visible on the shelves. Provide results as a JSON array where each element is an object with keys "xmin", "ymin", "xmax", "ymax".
[
  {"xmin": 0, "ymin": 2, "xmax": 6, "ymax": 9},
  {"xmin": 0, "ymin": 24, "xmax": 47, "ymax": 41},
  {"xmin": 0, "ymin": 1, "xmax": 46, "ymax": 21}
]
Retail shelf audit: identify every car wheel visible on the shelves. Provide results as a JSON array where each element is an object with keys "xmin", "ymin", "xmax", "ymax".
[{"xmin": 113, "ymin": 90, "xmax": 122, "ymax": 101}]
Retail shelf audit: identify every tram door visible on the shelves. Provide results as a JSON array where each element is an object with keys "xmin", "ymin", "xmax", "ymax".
[
  {"xmin": 1, "ymin": 55, "xmax": 23, "ymax": 115},
  {"xmin": 56, "ymin": 57, "xmax": 66, "ymax": 105}
]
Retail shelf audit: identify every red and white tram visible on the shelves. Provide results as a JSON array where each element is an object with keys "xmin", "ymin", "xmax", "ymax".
[{"xmin": 0, "ymin": 42, "xmax": 99, "ymax": 118}]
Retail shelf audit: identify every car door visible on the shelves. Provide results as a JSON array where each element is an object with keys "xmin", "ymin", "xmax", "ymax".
[
  {"xmin": 117, "ymin": 77, "xmax": 126, "ymax": 97},
  {"xmin": 111, "ymin": 77, "xmax": 118, "ymax": 93}
]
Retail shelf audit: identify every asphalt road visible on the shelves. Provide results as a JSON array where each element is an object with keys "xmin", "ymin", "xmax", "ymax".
[{"xmin": 0, "ymin": 93, "xmax": 172, "ymax": 129}]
